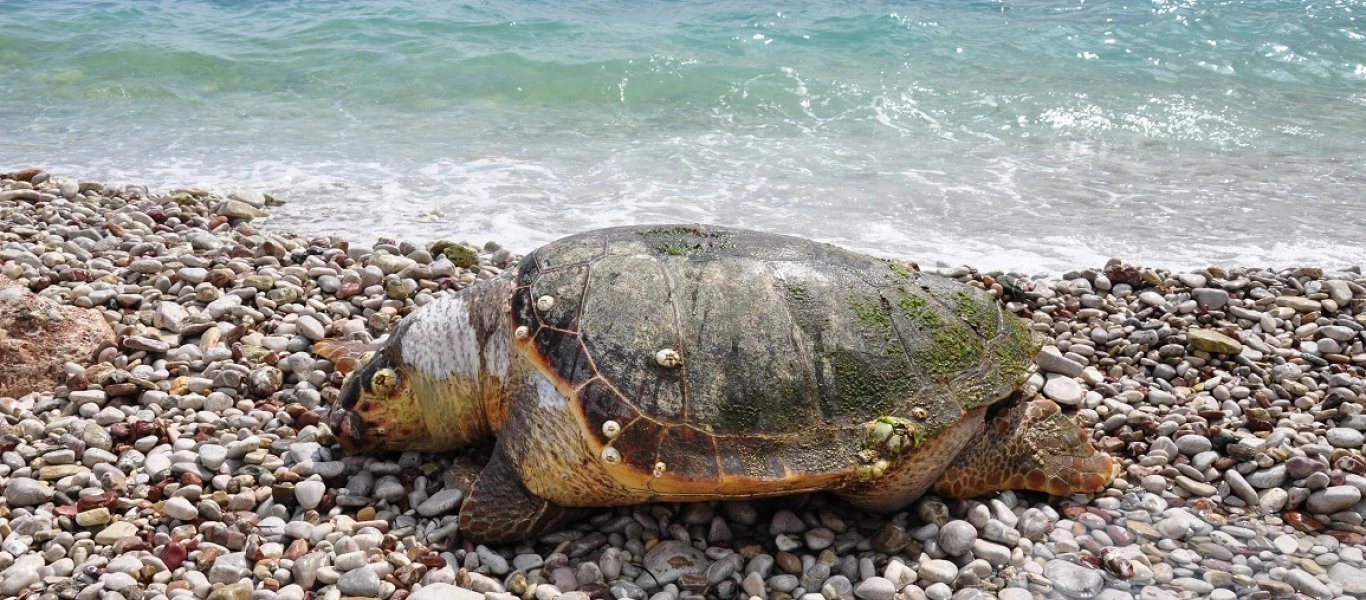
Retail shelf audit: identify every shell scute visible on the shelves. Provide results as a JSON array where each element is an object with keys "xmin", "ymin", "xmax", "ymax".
[
  {"xmin": 533, "ymin": 236, "xmax": 608, "ymax": 271},
  {"xmin": 656, "ymin": 426, "xmax": 721, "ymax": 482},
  {"xmin": 610, "ymin": 419, "xmax": 664, "ymax": 467},
  {"xmin": 579, "ymin": 379, "xmax": 640, "ymax": 445},
  {"xmin": 717, "ymin": 435, "xmax": 790, "ymax": 481},
  {"xmin": 532, "ymin": 327, "xmax": 595, "ymax": 388},
  {"xmin": 529, "ymin": 264, "xmax": 590, "ymax": 331},
  {"xmin": 575, "ymin": 254, "xmax": 686, "ymax": 422}
]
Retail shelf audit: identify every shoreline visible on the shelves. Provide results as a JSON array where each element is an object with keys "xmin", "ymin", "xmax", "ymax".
[{"xmin": 1, "ymin": 168, "xmax": 1363, "ymax": 600}]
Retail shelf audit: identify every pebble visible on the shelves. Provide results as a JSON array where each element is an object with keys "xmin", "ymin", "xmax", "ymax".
[
  {"xmin": 1247, "ymin": 464, "xmax": 1287, "ymax": 489},
  {"xmin": 103, "ymin": 572, "xmax": 138, "ymax": 591},
  {"xmin": 1036, "ymin": 346, "xmax": 1086, "ymax": 376},
  {"xmin": 200, "ymin": 444, "xmax": 229, "ymax": 470},
  {"xmin": 164, "ymin": 496, "xmax": 200, "ymax": 520},
  {"xmin": 417, "ymin": 488, "xmax": 465, "ymax": 516},
  {"xmin": 917, "ymin": 559, "xmax": 958, "ymax": 584},
  {"xmin": 1328, "ymin": 563, "xmax": 1366, "ymax": 595},
  {"xmin": 1043, "ymin": 560, "xmax": 1104, "ymax": 598},
  {"xmin": 4, "ymin": 477, "xmax": 53, "ymax": 506},
  {"xmin": 1326, "ymin": 427, "xmax": 1365, "ymax": 449},
  {"xmin": 1305, "ymin": 485, "xmax": 1361, "ymax": 514},
  {"xmin": 294, "ymin": 479, "xmax": 326, "ymax": 509},
  {"xmin": 1283, "ymin": 568, "xmax": 1333, "ymax": 598},
  {"xmin": 1274, "ymin": 534, "xmax": 1299, "ymax": 555},
  {"xmin": 1192, "ymin": 287, "xmax": 1229, "ymax": 310},
  {"xmin": 337, "ymin": 566, "xmax": 383, "ymax": 597},
  {"xmin": 296, "ymin": 315, "xmax": 326, "ymax": 341},
  {"xmin": 938, "ymin": 520, "xmax": 977, "ymax": 556},
  {"xmin": 1, "ymin": 555, "xmax": 44, "ymax": 596},
  {"xmin": 95, "ymin": 521, "xmax": 139, "ymax": 545},
  {"xmin": 1187, "ymin": 329, "xmax": 1243, "ymax": 354},
  {"xmin": 411, "ymin": 584, "xmax": 483, "ymax": 600},
  {"xmin": 644, "ymin": 540, "xmax": 709, "ymax": 585},
  {"xmin": 853, "ymin": 576, "xmax": 896, "ymax": 600},
  {"xmin": 1042, "ymin": 375, "xmax": 1084, "ymax": 405},
  {"xmin": 1174, "ymin": 434, "xmax": 1212, "ymax": 456}
]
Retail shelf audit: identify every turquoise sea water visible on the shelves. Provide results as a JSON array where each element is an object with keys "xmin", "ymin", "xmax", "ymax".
[{"xmin": 3, "ymin": 1, "xmax": 1364, "ymax": 271}]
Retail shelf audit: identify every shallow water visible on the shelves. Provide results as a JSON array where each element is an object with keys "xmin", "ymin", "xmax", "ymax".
[{"xmin": 4, "ymin": 0, "xmax": 1364, "ymax": 272}]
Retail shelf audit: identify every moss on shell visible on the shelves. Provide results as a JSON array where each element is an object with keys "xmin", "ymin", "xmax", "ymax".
[
  {"xmin": 850, "ymin": 294, "xmax": 891, "ymax": 328},
  {"xmin": 826, "ymin": 348, "xmax": 912, "ymax": 417},
  {"xmin": 638, "ymin": 226, "xmax": 735, "ymax": 256},
  {"xmin": 849, "ymin": 294, "xmax": 904, "ymax": 357},
  {"xmin": 894, "ymin": 287, "xmax": 995, "ymax": 406},
  {"xmin": 654, "ymin": 242, "xmax": 700, "ymax": 256},
  {"xmin": 953, "ymin": 290, "xmax": 1001, "ymax": 338}
]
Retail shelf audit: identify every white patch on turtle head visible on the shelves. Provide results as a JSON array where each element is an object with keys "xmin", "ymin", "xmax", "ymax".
[
  {"xmin": 399, "ymin": 295, "xmax": 481, "ymax": 380},
  {"xmin": 533, "ymin": 372, "xmax": 567, "ymax": 412}
]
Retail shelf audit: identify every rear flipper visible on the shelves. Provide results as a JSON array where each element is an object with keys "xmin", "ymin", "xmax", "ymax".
[{"xmin": 932, "ymin": 398, "xmax": 1117, "ymax": 498}]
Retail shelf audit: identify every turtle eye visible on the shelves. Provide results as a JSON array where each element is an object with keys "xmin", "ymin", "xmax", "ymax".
[
  {"xmin": 357, "ymin": 351, "xmax": 376, "ymax": 369},
  {"xmin": 370, "ymin": 368, "xmax": 399, "ymax": 395}
]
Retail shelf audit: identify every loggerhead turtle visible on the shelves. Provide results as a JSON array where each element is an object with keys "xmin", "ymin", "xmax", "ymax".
[{"xmin": 318, "ymin": 225, "xmax": 1117, "ymax": 543}]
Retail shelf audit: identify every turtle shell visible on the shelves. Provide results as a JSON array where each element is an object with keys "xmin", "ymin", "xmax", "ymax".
[{"xmin": 509, "ymin": 225, "xmax": 1035, "ymax": 496}]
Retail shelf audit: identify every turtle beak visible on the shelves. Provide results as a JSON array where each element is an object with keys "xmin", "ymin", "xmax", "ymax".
[
  {"xmin": 330, "ymin": 408, "xmax": 366, "ymax": 452},
  {"xmin": 329, "ymin": 376, "xmax": 367, "ymax": 452}
]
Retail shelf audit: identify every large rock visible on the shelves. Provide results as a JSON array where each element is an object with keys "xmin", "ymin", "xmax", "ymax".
[
  {"xmin": 1186, "ymin": 329, "xmax": 1242, "ymax": 354},
  {"xmin": 0, "ymin": 276, "xmax": 114, "ymax": 398}
]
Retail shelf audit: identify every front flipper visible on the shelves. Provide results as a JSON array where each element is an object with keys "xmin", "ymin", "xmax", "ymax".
[
  {"xmin": 457, "ymin": 446, "xmax": 581, "ymax": 544},
  {"xmin": 932, "ymin": 398, "xmax": 1118, "ymax": 498}
]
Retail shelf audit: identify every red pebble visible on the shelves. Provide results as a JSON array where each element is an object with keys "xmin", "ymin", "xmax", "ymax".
[{"xmin": 162, "ymin": 541, "xmax": 187, "ymax": 570}]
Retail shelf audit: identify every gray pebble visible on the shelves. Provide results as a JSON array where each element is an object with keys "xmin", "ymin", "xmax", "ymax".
[
  {"xmin": 1246, "ymin": 464, "xmax": 1287, "ymax": 489},
  {"xmin": 1326, "ymin": 427, "xmax": 1365, "ymax": 449},
  {"xmin": 937, "ymin": 521, "xmax": 977, "ymax": 556},
  {"xmin": 4, "ymin": 477, "xmax": 54, "ymax": 507},
  {"xmin": 102, "ymin": 572, "xmax": 138, "ymax": 592},
  {"xmin": 1043, "ymin": 559, "xmax": 1103, "ymax": 598},
  {"xmin": 417, "ymin": 488, "xmax": 465, "ymax": 517},
  {"xmin": 1174, "ymin": 435, "xmax": 1212, "ymax": 456},
  {"xmin": 1042, "ymin": 375, "xmax": 1084, "ymax": 406},
  {"xmin": 1192, "ymin": 287, "xmax": 1229, "ymax": 310},
  {"xmin": 209, "ymin": 552, "xmax": 251, "ymax": 584},
  {"xmin": 163, "ymin": 496, "xmax": 199, "ymax": 521},
  {"xmin": 1036, "ymin": 346, "xmax": 1086, "ymax": 376},
  {"xmin": 805, "ymin": 527, "xmax": 835, "ymax": 551},
  {"xmin": 971, "ymin": 539, "xmax": 1011, "ymax": 567},
  {"xmin": 1305, "ymin": 485, "xmax": 1361, "ymax": 514},
  {"xmin": 1283, "ymin": 568, "xmax": 1332, "ymax": 599},
  {"xmin": 770, "ymin": 509, "xmax": 806, "ymax": 534},
  {"xmin": 337, "ymin": 566, "xmax": 382, "ymax": 597},
  {"xmin": 644, "ymin": 540, "xmax": 709, "ymax": 585},
  {"xmin": 917, "ymin": 559, "xmax": 957, "ymax": 584}
]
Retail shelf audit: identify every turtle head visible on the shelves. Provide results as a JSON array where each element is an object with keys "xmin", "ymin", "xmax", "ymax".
[{"xmin": 324, "ymin": 295, "xmax": 495, "ymax": 452}]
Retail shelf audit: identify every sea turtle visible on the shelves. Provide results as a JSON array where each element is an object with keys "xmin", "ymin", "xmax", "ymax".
[{"xmin": 318, "ymin": 225, "xmax": 1117, "ymax": 544}]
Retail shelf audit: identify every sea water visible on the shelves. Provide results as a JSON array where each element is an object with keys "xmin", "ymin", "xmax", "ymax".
[{"xmin": 3, "ymin": 0, "xmax": 1364, "ymax": 272}]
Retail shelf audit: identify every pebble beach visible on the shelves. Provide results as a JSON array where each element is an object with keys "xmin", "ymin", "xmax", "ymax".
[{"xmin": 0, "ymin": 169, "xmax": 1363, "ymax": 600}]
